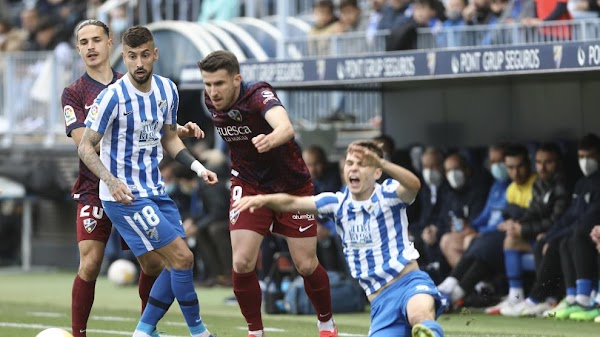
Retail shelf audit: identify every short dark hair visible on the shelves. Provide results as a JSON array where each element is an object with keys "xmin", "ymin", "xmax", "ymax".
[
  {"xmin": 74, "ymin": 19, "xmax": 110, "ymax": 39},
  {"xmin": 536, "ymin": 142, "xmax": 562, "ymax": 158},
  {"xmin": 340, "ymin": 0, "xmax": 359, "ymax": 9},
  {"xmin": 505, "ymin": 144, "xmax": 530, "ymax": 164},
  {"xmin": 351, "ymin": 141, "xmax": 384, "ymax": 159},
  {"xmin": 315, "ymin": 0, "xmax": 335, "ymax": 11},
  {"xmin": 304, "ymin": 145, "xmax": 328, "ymax": 164},
  {"xmin": 578, "ymin": 133, "xmax": 600, "ymax": 152},
  {"xmin": 198, "ymin": 50, "xmax": 240, "ymax": 75},
  {"xmin": 122, "ymin": 26, "xmax": 154, "ymax": 48}
]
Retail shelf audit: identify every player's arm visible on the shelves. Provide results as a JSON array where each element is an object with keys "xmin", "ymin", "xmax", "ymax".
[
  {"xmin": 349, "ymin": 142, "xmax": 421, "ymax": 203},
  {"xmin": 252, "ymin": 105, "xmax": 294, "ymax": 153},
  {"xmin": 233, "ymin": 193, "xmax": 318, "ymax": 214},
  {"xmin": 176, "ymin": 122, "xmax": 205, "ymax": 139},
  {"xmin": 78, "ymin": 128, "xmax": 135, "ymax": 204},
  {"xmin": 71, "ymin": 128, "xmax": 100, "ymax": 153},
  {"xmin": 161, "ymin": 124, "xmax": 218, "ymax": 185}
]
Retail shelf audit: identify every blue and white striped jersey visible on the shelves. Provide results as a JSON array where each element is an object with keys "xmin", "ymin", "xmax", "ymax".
[
  {"xmin": 314, "ymin": 178, "xmax": 420, "ymax": 296},
  {"xmin": 85, "ymin": 74, "xmax": 179, "ymax": 201}
]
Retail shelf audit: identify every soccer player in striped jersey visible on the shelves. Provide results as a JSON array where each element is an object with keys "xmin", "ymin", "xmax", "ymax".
[
  {"xmin": 199, "ymin": 50, "xmax": 337, "ymax": 337},
  {"xmin": 77, "ymin": 26, "xmax": 216, "ymax": 337},
  {"xmin": 62, "ymin": 20, "xmax": 203, "ymax": 337},
  {"xmin": 233, "ymin": 141, "xmax": 446, "ymax": 337}
]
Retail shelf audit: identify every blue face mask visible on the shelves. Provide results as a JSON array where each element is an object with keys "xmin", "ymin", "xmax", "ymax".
[
  {"xmin": 164, "ymin": 183, "xmax": 177, "ymax": 195},
  {"xmin": 491, "ymin": 162, "xmax": 509, "ymax": 181}
]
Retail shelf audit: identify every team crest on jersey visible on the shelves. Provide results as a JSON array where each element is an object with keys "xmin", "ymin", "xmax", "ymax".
[
  {"xmin": 83, "ymin": 218, "xmax": 97, "ymax": 233},
  {"xmin": 146, "ymin": 228, "xmax": 159, "ymax": 241},
  {"xmin": 227, "ymin": 110, "xmax": 242, "ymax": 122},
  {"xmin": 229, "ymin": 209, "xmax": 240, "ymax": 225},
  {"xmin": 64, "ymin": 105, "xmax": 76, "ymax": 126},
  {"xmin": 158, "ymin": 100, "xmax": 167, "ymax": 113},
  {"xmin": 261, "ymin": 90, "xmax": 278, "ymax": 104}
]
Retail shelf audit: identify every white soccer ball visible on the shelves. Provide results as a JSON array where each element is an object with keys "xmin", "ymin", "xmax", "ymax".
[
  {"xmin": 107, "ymin": 259, "xmax": 138, "ymax": 286},
  {"xmin": 35, "ymin": 328, "xmax": 73, "ymax": 337}
]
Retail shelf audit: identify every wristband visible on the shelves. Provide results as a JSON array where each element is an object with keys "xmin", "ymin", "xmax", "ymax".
[{"xmin": 191, "ymin": 160, "xmax": 206, "ymax": 177}]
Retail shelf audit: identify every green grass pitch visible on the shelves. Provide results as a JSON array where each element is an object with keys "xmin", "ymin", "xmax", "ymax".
[{"xmin": 0, "ymin": 271, "xmax": 598, "ymax": 337}]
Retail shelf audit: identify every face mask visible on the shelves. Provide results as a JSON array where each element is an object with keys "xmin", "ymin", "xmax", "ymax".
[
  {"xmin": 179, "ymin": 183, "xmax": 195, "ymax": 196},
  {"xmin": 111, "ymin": 18, "xmax": 128, "ymax": 33},
  {"xmin": 164, "ymin": 183, "xmax": 176, "ymax": 195},
  {"xmin": 446, "ymin": 169, "xmax": 466, "ymax": 189},
  {"xmin": 490, "ymin": 162, "xmax": 509, "ymax": 181},
  {"xmin": 423, "ymin": 168, "xmax": 442, "ymax": 187},
  {"xmin": 579, "ymin": 157, "xmax": 598, "ymax": 177},
  {"xmin": 446, "ymin": 10, "xmax": 462, "ymax": 21}
]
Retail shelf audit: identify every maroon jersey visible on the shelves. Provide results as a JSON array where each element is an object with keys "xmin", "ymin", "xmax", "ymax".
[
  {"xmin": 62, "ymin": 70, "xmax": 121, "ymax": 207},
  {"xmin": 205, "ymin": 81, "xmax": 311, "ymax": 193}
]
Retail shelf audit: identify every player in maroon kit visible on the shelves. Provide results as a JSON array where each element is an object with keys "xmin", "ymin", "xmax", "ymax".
[
  {"xmin": 62, "ymin": 20, "xmax": 203, "ymax": 337},
  {"xmin": 198, "ymin": 50, "xmax": 338, "ymax": 337}
]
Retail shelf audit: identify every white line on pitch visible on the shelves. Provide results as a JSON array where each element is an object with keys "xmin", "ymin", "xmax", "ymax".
[{"xmin": 0, "ymin": 322, "xmax": 187, "ymax": 337}]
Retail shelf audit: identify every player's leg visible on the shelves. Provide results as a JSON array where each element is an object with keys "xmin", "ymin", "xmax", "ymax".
[
  {"xmin": 404, "ymin": 272, "xmax": 445, "ymax": 337},
  {"xmin": 72, "ymin": 203, "xmax": 111, "ymax": 337},
  {"xmin": 103, "ymin": 196, "xmax": 212, "ymax": 337},
  {"xmin": 229, "ymin": 179, "xmax": 273, "ymax": 337},
  {"xmin": 500, "ymin": 235, "xmax": 531, "ymax": 316},
  {"xmin": 281, "ymin": 226, "xmax": 335, "ymax": 335},
  {"xmin": 136, "ymin": 251, "xmax": 164, "ymax": 313},
  {"xmin": 231, "ymin": 229, "xmax": 265, "ymax": 336}
]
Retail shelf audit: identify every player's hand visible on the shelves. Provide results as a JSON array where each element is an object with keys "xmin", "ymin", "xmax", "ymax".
[
  {"xmin": 107, "ymin": 177, "xmax": 135, "ymax": 205},
  {"xmin": 199, "ymin": 169, "xmax": 219, "ymax": 185},
  {"xmin": 252, "ymin": 134, "xmax": 273, "ymax": 153},
  {"xmin": 177, "ymin": 122, "xmax": 205, "ymax": 139},
  {"xmin": 232, "ymin": 195, "xmax": 265, "ymax": 213},
  {"xmin": 348, "ymin": 142, "xmax": 384, "ymax": 167}
]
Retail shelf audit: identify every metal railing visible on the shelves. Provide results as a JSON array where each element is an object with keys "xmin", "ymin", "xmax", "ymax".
[
  {"xmin": 417, "ymin": 18, "xmax": 600, "ymax": 49},
  {"xmin": 284, "ymin": 30, "xmax": 390, "ymax": 58}
]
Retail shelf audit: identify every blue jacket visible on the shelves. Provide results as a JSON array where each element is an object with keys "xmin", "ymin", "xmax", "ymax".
[{"xmin": 470, "ymin": 179, "xmax": 510, "ymax": 233}]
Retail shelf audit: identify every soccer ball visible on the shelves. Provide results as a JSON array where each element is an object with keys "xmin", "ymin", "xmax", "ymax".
[
  {"xmin": 107, "ymin": 259, "xmax": 138, "ymax": 286},
  {"xmin": 35, "ymin": 328, "xmax": 73, "ymax": 337}
]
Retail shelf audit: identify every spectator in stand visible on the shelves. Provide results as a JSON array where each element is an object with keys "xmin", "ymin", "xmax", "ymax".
[
  {"xmin": 438, "ymin": 0, "xmax": 467, "ymax": 48},
  {"xmin": 366, "ymin": 0, "xmax": 387, "ymax": 43},
  {"xmin": 302, "ymin": 145, "xmax": 345, "ymax": 273},
  {"xmin": 416, "ymin": 147, "xmax": 452, "ymax": 284},
  {"xmin": 172, "ymin": 164, "xmax": 232, "ymax": 287},
  {"xmin": 522, "ymin": 0, "xmax": 572, "ymax": 40},
  {"xmin": 332, "ymin": 0, "xmax": 365, "ymax": 33},
  {"xmin": 0, "ymin": 18, "xmax": 28, "ymax": 52},
  {"xmin": 441, "ymin": 144, "xmax": 510, "ymax": 269},
  {"xmin": 498, "ymin": 0, "xmax": 536, "ymax": 22},
  {"xmin": 378, "ymin": 0, "xmax": 413, "ymax": 30},
  {"xmin": 497, "ymin": 143, "xmax": 570, "ymax": 316},
  {"xmin": 309, "ymin": 0, "xmax": 338, "ymax": 56},
  {"xmin": 549, "ymin": 134, "xmax": 600, "ymax": 321},
  {"xmin": 463, "ymin": 0, "xmax": 495, "ymax": 24},
  {"xmin": 19, "ymin": 7, "xmax": 40, "ymax": 51},
  {"xmin": 437, "ymin": 152, "xmax": 490, "ymax": 269},
  {"xmin": 386, "ymin": 0, "xmax": 442, "ymax": 50}
]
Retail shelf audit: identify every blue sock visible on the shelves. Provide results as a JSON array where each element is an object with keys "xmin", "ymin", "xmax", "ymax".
[
  {"xmin": 421, "ymin": 320, "xmax": 444, "ymax": 337},
  {"xmin": 576, "ymin": 279, "xmax": 593, "ymax": 296},
  {"xmin": 171, "ymin": 268, "xmax": 206, "ymax": 335},
  {"xmin": 504, "ymin": 250, "xmax": 523, "ymax": 289},
  {"xmin": 137, "ymin": 268, "xmax": 174, "ymax": 333}
]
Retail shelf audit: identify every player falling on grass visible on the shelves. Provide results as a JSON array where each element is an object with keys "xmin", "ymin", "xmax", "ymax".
[
  {"xmin": 66, "ymin": 22, "xmax": 206, "ymax": 337},
  {"xmin": 198, "ymin": 50, "xmax": 338, "ymax": 337},
  {"xmin": 233, "ymin": 141, "xmax": 446, "ymax": 337}
]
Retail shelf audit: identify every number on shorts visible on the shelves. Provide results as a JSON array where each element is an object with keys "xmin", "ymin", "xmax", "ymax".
[
  {"xmin": 232, "ymin": 185, "xmax": 243, "ymax": 201},
  {"xmin": 129, "ymin": 206, "xmax": 160, "ymax": 230}
]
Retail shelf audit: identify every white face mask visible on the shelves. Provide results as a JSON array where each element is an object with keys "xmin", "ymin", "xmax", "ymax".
[
  {"xmin": 579, "ymin": 157, "xmax": 598, "ymax": 177},
  {"xmin": 422, "ymin": 168, "xmax": 442, "ymax": 187},
  {"xmin": 446, "ymin": 169, "xmax": 466, "ymax": 189}
]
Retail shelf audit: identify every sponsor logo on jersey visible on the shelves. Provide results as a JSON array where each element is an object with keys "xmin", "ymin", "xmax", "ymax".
[
  {"xmin": 299, "ymin": 224, "xmax": 314, "ymax": 232},
  {"xmin": 292, "ymin": 213, "xmax": 315, "ymax": 221},
  {"xmin": 227, "ymin": 109, "xmax": 242, "ymax": 122},
  {"xmin": 416, "ymin": 284, "xmax": 431, "ymax": 292},
  {"xmin": 64, "ymin": 105, "xmax": 76, "ymax": 126},
  {"xmin": 139, "ymin": 120, "xmax": 160, "ymax": 146},
  {"xmin": 86, "ymin": 103, "xmax": 100, "ymax": 123},
  {"xmin": 83, "ymin": 218, "xmax": 97, "ymax": 233},
  {"xmin": 261, "ymin": 90, "xmax": 278, "ymax": 104}
]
